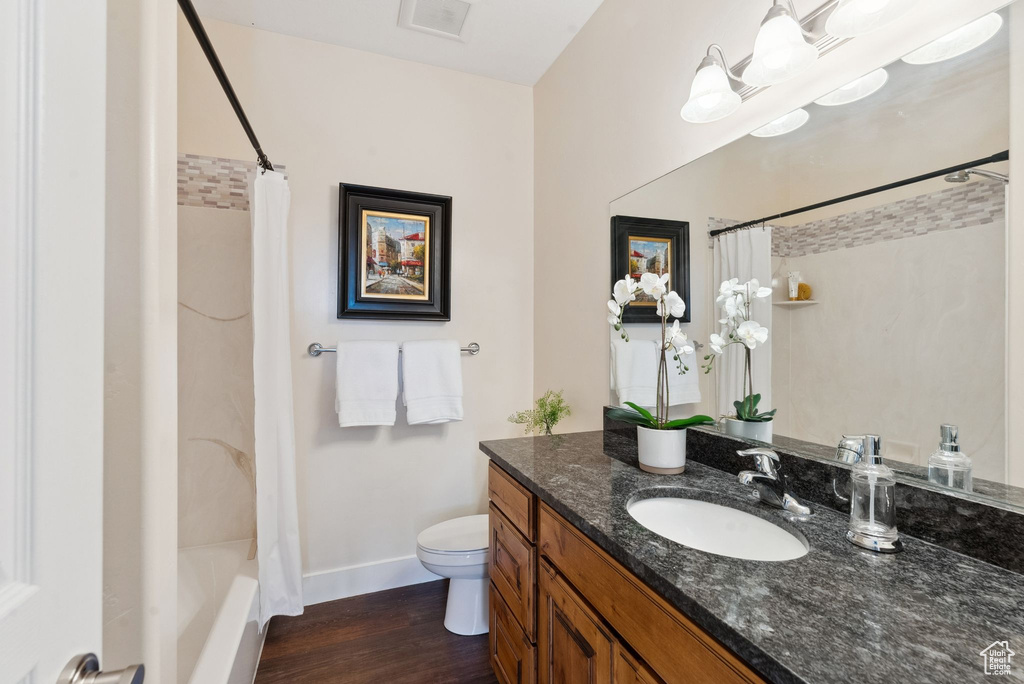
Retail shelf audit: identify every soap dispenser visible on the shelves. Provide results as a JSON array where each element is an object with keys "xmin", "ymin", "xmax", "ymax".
[
  {"xmin": 847, "ymin": 435, "xmax": 903, "ymax": 553},
  {"xmin": 927, "ymin": 424, "xmax": 973, "ymax": 492}
]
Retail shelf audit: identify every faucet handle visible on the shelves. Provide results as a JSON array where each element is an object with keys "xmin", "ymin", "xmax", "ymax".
[
  {"xmin": 737, "ymin": 448, "xmax": 780, "ymax": 477},
  {"xmin": 836, "ymin": 435, "xmax": 865, "ymax": 464}
]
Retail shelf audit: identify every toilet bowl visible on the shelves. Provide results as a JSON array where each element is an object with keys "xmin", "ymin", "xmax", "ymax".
[{"xmin": 416, "ymin": 514, "xmax": 489, "ymax": 636}]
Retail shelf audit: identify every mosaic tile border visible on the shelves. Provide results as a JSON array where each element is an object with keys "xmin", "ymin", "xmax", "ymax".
[
  {"xmin": 177, "ymin": 153, "xmax": 288, "ymax": 211},
  {"xmin": 772, "ymin": 182, "xmax": 1005, "ymax": 258}
]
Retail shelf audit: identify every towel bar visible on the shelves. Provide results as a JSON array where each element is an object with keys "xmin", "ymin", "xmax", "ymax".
[{"xmin": 308, "ymin": 342, "xmax": 480, "ymax": 357}]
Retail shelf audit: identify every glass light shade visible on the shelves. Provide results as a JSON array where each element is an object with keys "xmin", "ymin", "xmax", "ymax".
[
  {"xmin": 742, "ymin": 13, "xmax": 819, "ymax": 87},
  {"xmin": 813, "ymin": 68, "xmax": 888, "ymax": 107},
  {"xmin": 825, "ymin": 0, "xmax": 918, "ymax": 38},
  {"xmin": 750, "ymin": 108, "xmax": 810, "ymax": 138},
  {"xmin": 902, "ymin": 13, "xmax": 1003, "ymax": 65},
  {"xmin": 680, "ymin": 61, "xmax": 741, "ymax": 123}
]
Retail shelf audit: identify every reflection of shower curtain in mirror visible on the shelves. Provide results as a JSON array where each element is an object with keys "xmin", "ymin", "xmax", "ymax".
[
  {"xmin": 713, "ymin": 227, "xmax": 772, "ymax": 420},
  {"xmin": 251, "ymin": 170, "xmax": 303, "ymax": 627}
]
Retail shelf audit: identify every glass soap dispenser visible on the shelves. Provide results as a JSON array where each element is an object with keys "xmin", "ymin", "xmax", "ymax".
[
  {"xmin": 847, "ymin": 435, "xmax": 903, "ymax": 553},
  {"xmin": 928, "ymin": 424, "xmax": 973, "ymax": 492}
]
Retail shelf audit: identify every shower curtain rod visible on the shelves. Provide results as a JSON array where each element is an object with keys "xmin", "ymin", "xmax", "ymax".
[
  {"xmin": 708, "ymin": 149, "xmax": 1009, "ymax": 238},
  {"xmin": 178, "ymin": 0, "xmax": 274, "ymax": 172}
]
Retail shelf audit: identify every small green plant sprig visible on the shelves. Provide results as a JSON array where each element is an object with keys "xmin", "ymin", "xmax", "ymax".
[{"xmin": 508, "ymin": 390, "xmax": 572, "ymax": 436}]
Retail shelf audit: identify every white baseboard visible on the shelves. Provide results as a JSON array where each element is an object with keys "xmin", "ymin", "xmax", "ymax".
[{"xmin": 302, "ymin": 554, "xmax": 441, "ymax": 607}]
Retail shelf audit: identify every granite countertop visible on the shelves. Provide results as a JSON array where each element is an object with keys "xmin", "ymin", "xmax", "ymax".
[{"xmin": 480, "ymin": 430, "xmax": 1024, "ymax": 684}]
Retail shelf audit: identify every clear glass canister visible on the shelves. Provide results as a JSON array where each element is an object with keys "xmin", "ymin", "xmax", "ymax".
[{"xmin": 847, "ymin": 435, "xmax": 902, "ymax": 552}]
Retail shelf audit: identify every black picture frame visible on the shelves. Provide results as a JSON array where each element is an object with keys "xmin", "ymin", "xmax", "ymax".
[
  {"xmin": 338, "ymin": 183, "xmax": 452, "ymax": 321},
  {"xmin": 610, "ymin": 215, "xmax": 690, "ymax": 324}
]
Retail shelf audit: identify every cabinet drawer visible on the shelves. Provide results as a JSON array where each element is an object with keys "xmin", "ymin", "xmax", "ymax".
[
  {"xmin": 537, "ymin": 559, "xmax": 615, "ymax": 684},
  {"xmin": 490, "ymin": 582, "xmax": 536, "ymax": 684},
  {"xmin": 489, "ymin": 503, "xmax": 536, "ymax": 639},
  {"xmin": 539, "ymin": 504, "xmax": 764, "ymax": 684},
  {"xmin": 489, "ymin": 462, "xmax": 536, "ymax": 541}
]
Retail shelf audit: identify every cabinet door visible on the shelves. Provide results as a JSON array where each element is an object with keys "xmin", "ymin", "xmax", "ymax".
[
  {"xmin": 491, "ymin": 583, "xmax": 537, "ymax": 684},
  {"xmin": 615, "ymin": 647, "xmax": 663, "ymax": 684},
  {"xmin": 538, "ymin": 560, "xmax": 615, "ymax": 684}
]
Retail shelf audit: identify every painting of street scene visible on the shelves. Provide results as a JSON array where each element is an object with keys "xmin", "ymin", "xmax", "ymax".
[
  {"xmin": 628, "ymin": 236, "xmax": 672, "ymax": 305},
  {"xmin": 360, "ymin": 210, "xmax": 430, "ymax": 301}
]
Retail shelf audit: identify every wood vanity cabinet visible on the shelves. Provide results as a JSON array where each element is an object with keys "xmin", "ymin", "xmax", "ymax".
[{"xmin": 487, "ymin": 461, "xmax": 764, "ymax": 684}]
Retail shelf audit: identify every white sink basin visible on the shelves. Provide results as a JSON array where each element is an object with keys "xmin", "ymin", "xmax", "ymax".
[{"xmin": 627, "ymin": 497, "xmax": 808, "ymax": 562}]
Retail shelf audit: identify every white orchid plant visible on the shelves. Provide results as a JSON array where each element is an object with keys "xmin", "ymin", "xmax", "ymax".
[
  {"xmin": 702, "ymin": 278, "xmax": 776, "ymax": 423},
  {"xmin": 606, "ymin": 273, "xmax": 714, "ymax": 432}
]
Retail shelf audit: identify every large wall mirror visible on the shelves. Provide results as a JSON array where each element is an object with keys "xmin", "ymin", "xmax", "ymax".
[{"xmin": 610, "ymin": 5, "xmax": 1018, "ymax": 507}]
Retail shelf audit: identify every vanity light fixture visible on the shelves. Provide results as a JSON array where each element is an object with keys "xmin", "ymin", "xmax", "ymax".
[
  {"xmin": 750, "ymin": 108, "xmax": 810, "ymax": 137},
  {"xmin": 742, "ymin": 0, "xmax": 819, "ymax": 87},
  {"xmin": 680, "ymin": 45, "xmax": 743, "ymax": 123},
  {"xmin": 902, "ymin": 13, "xmax": 1003, "ymax": 65},
  {"xmin": 824, "ymin": 0, "xmax": 918, "ymax": 38},
  {"xmin": 813, "ymin": 68, "xmax": 888, "ymax": 106}
]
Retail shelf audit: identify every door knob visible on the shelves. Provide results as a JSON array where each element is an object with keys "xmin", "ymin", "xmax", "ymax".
[{"xmin": 57, "ymin": 654, "xmax": 144, "ymax": 684}]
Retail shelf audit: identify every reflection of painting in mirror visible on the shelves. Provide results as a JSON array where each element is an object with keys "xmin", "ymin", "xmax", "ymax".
[
  {"xmin": 627, "ymin": 237, "xmax": 671, "ymax": 306},
  {"xmin": 608, "ymin": 8, "xmax": 1014, "ymax": 498}
]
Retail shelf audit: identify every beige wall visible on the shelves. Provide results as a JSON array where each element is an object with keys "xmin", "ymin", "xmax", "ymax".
[
  {"xmin": 535, "ymin": 0, "xmax": 1011, "ymax": 432},
  {"xmin": 178, "ymin": 19, "xmax": 534, "ymax": 585},
  {"xmin": 1009, "ymin": 3, "xmax": 1024, "ymax": 487}
]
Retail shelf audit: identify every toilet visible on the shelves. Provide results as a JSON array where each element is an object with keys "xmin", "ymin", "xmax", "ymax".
[{"xmin": 416, "ymin": 514, "xmax": 490, "ymax": 636}]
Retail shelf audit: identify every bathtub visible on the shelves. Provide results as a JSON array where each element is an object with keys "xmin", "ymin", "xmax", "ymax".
[{"xmin": 178, "ymin": 540, "xmax": 265, "ymax": 684}]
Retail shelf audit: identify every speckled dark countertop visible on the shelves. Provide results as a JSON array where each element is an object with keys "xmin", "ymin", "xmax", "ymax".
[{"xmin": 480, "ymin": 431, "xmax": 1024, "ymax": 684}]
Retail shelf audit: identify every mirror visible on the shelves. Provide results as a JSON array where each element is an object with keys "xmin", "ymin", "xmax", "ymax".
[{"xmin": 610, "ymin": 6, "xmax": 1018, "ymax": 508}]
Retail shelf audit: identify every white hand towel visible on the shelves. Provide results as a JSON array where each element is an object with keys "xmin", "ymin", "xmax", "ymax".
[
  {"xmin": 335, "ymin": 341, "xmax": 400, "ymax": 427},
  {"xmin": 667, "ymin": 349, "xmax": 702, "ymax": 406},
  {"xmin": 401, "ymin": 340, "xmax": 464, "ymax": 425},
  {"xmin": 610, "ymin": 339, "xmax": 659, "ymax": 408}
]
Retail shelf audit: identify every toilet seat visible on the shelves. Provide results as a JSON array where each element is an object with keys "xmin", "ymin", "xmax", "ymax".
[{"xmin": 416, "ymin": 514, "xmax": 488, "ymax": 555}]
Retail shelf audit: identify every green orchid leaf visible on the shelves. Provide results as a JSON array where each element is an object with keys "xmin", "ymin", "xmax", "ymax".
[
  {"xmin": 606, "ymin": 407, "xmax": 656, "ymax": 428},
  {"xmin": 661, "ymin": 415, "xmax": 716, "ymax": 429},
  {"xmin": 624, "ymin": 402, "xmax": 656, "ymax": 423}
]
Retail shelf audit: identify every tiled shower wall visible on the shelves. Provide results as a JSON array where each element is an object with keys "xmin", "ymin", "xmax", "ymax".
[{"xmin": 177, "ymin": 154, "xmax": 272, "ymax": 550}]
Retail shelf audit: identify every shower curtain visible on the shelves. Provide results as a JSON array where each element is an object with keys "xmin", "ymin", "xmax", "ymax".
[
  {"xmin": 712, "ymin": 226, "xmax": 773, "ymax": 420},
  {"xmin": 250, "ymin": 170, "xmax": 303, "ymax": 627}
]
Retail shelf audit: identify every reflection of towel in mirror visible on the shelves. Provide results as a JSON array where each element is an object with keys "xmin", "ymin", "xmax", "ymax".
[
  {"xmin": 335, "ymin": 341, "xmax": 400, "ymax": 427},
  {"xmin": 611, "ymin": 339, "xmax": 658, "ymax": 408},
  {"xmin": 401, "ymin": 340, "xmax": 464, "ymax": 425},
  {"xmin": 667, "ymin": 349, "xmax": 701, "ymax": 406}
]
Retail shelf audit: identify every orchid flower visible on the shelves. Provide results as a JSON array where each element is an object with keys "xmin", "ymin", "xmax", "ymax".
[
  {"xmin": 639, "ymin": 272, "xmax": 669, "ymax": 301},
  {"xmin": 709, "ymin": 332, "xmax": 728, "ymax": 355},
  {"xmin": 657, "ymin": 291, "xmax": 686, "ymax": 319},
  {"xmin": 612, "ymin": 276, "xmax": 638, "ymax": 306},
  {"xmin": 606, "ymin": 299, "xmax": 621, "ymax": 326},
  {"xmin": 736, "ymin": 320, "xmax": 768, "ymax": 349}
]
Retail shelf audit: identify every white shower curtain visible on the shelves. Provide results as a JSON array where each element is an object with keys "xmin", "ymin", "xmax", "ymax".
[
  {"xmin": 250, "ymin": 170, "xmax": 303, "ymax": 628},
  {"xmin": 712, "ymin": 226, "xmax": 773, "ymax": 420}
]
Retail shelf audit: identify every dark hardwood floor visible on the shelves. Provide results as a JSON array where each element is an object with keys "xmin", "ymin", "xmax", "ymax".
[{"xmin": 255, "ymin": 580, "xmax": 497, "ymax": 683}]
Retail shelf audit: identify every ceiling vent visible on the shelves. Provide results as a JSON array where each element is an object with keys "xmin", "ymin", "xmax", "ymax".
[{"xmin": 398, "ymin": 0, "xmax": 476, "ymax": 42}]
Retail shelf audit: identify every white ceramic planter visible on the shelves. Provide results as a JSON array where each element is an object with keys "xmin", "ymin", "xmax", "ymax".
[
  {"xmin": 636, "ymin": 426, "xmax": 687, "ymax": 474},
  {"xmin": 723, "ymin": 418, "xmax": 773, "ymax": 444}
]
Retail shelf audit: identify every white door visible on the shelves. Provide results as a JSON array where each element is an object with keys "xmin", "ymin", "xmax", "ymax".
[{"xmin": 0, "ymin": 0, "xmax": 109, "ymax": 682}]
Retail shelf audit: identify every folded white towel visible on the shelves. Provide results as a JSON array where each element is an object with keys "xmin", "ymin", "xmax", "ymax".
[
  {"xmin": 401, "ymin": 340, "xmax": 463, "ymax": 425},
  {"xmin": 610, "ymin": 339, "xmax": 659, "ymax": 408},
  {"xmin": 335, "ymin": 341, "xmax": 399, "ymax": 427},
  {"xmin": 667, "ymin": 348, "xmax": 701, "ymax": 406}
]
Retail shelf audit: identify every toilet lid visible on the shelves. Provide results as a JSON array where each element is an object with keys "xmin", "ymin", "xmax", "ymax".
[{"xmin": 417, "ymin": 514, "xmax": 489, "ymax": 554}]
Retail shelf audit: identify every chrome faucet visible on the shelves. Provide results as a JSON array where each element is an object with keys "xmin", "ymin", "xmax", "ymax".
[{"xmin": 737, "ymin": 448, "xmax": 812, "ymax": 516}]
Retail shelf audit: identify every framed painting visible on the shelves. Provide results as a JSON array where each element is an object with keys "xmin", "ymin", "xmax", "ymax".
[
  {"xmin": 610, "ymin": 215, "xmax": 690, "ymax": 323},
  {"xmin": 338, "ymin": 184, "xmax": 452, "ymax": 320}
]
